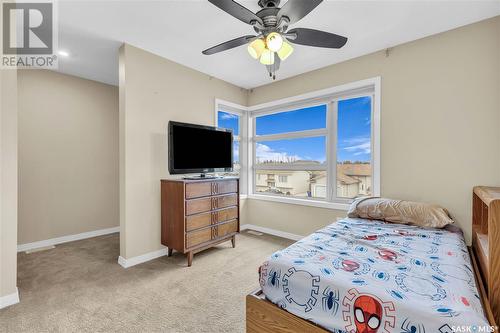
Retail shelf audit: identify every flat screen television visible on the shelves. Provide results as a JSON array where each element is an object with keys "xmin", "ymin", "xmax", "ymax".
[{"xmin": 168, "ymin": 121, "xmax": 233, "ymax": 176}]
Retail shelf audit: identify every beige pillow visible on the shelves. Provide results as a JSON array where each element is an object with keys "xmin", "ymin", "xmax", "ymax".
[{"xmin": 347, "ymin": 197, "xmax": 454, "ymax": 228}]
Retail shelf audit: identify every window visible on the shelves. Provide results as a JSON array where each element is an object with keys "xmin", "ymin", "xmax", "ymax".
[
  {"xmin": 254, "ymin": 105, "xmax": 328, "ymax": 199},
  {"xmin": 216, "ymin": 77, "xmax": 380, "ymax": 208},
  {"xmin": 217, "ymin": 110, "xmax": 241, "ymax": 172},
  {"xmin": 336, "ymin": 96, "xmax": 372, "ymax": 199},
  {"xmin": 250, "ymin": 78, "xmax": 379, "ymax": 205}
]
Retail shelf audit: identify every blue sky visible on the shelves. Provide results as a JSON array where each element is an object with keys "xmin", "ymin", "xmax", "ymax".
[
  {"xmin": 218, "ymin": 96, "xmax": 371, "ymax": 163},
  {"xmin": 337, "ymin": 97, "xmax": 372, "ymax": 162},
  {"xmin": 218, "ymin": 111, "xmax": 239, "ymax": 136}
]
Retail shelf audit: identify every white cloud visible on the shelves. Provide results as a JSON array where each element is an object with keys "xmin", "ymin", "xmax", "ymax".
[
  {"xmin": 219, "ymin": 112, "xmax": 238, "ymax": 120},
  {"xmin": 233, "ymin": 142, "xmax": 239, "ymax": 161},
  {"xmin": 342, "ymin": 137, "xmax": 371, "ymax": 155},
  {"xmin": 256, "ymin": 143, "xmax": 302, "ymax": 163}
]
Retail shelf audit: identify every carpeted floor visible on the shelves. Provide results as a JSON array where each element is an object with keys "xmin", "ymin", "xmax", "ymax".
[{"xmin": 1, "ymin": 231, "xmax": 293, "ymax": 332}]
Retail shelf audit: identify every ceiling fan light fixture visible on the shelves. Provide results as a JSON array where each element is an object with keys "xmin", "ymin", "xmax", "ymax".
[
  {"xmin": 260, "ymin": 49, "xmax": 275, "ymax": 65},
  {"xmin": 277, "ymin": 41, "xmax": 293, "ymax": 61},
  {"xmin": 266, "ymin": 32, "xmax": 283, "ymax": 52},
  {"xmin": 247, "ymin": 38, "xmax": 265, "ymax": 59}
]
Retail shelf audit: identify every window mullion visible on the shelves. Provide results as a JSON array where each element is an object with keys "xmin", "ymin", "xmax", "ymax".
[
  {"xmin": 329, "ymin": 101, "xmax": 338, "ymax": 203},
  {"xmin": 253, "ymin": 128, "xmax": 328, "ymax": 142},
  {"xmin": 251, "ymin": 115, "xmax": 256, "ymax": 195}
]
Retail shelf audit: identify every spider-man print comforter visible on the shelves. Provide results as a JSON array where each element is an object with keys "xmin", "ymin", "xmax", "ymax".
[{"xmin": 259, "ymin": 218, "xmax": 491, "ymax": 333}]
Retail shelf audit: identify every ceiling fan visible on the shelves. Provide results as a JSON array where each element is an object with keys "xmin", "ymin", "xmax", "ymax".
[{"xmin": 202, "ymin": 0, "xmax": 348, "ymax": 80}]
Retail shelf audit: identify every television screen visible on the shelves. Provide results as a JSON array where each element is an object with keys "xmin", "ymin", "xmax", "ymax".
[{"xmin": 169, "ymin": 121, "xmax": 233, "ymax": 174}]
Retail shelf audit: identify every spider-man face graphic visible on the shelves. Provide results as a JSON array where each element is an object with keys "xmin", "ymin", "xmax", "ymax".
[
  {"xmin": 343, "ymin": 288, "xmax": 396, "ymax": 333},
  {"xmin": 353, "ymin": 295, "xmax": 382, "ymax": 333},
  {"xmin": 378, "ymin": 249, "xmax": 397, "ymax": 261},
  {"xmin": 342, "ymin": 259, "xmax": 360, "ymax": 272}
]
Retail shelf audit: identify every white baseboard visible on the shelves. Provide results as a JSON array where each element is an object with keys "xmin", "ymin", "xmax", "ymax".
[
  {"xmin": 116, "ymin": 225, "xmax": 300, "ymax": 268},
  {"xmin": 0, "ymin": 288, "xmax": 19, "ymax": 309},
  {"xmin": 17, "ymin": 226, "xmax": 120, "ymax": 252},
  {"xmin": 118, "ymin": 248, "xmax": 168, "ymax": 269},
  {"xmin": 240, "ymin": 224, "xmax": 303, "ymax": 241}
]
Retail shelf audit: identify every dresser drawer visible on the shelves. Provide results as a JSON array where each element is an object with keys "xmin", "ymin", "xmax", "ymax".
[
  {"xmin": 185, "ymin": 194, "xmax": 238, "ymax": 215},
  {"xmin": 185, "ymin": 197, "xmax": 211, "ymax": 215},
  {"xmin": 217, "ymin": 194, "xmax": 238, "ymax": 209},
  {"xmin": 185, "ymin": 180, "xmax": 238, "ymax": 199},
  {"xmin": 216, "ymin": 180, "xmax": 238, "ymax": 195},
  {"xmin": 216, "ymin": 206, "xmax": 238, "ymax": 223},
  {"xmin": 185, "ymin": 207, "xmax": 238, "ymax": 232},
  {"xmin": 185, "ymin": 182, "xmax": 212, "ymax": 199},
  {"xmin": 216, "ymin": 220, "xmax": 238, "ymax": 239},
  {"xmin": 186, "ymin": 228, "xmax": 212, "ymax": 248},
  {"xmin": 185, "ymin": 213, "xmax": 212, "ymax": 232}
]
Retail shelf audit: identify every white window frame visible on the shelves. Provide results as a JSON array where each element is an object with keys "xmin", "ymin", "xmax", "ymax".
[
  {"xmin": 247, "ymin": 77, "xmax": 381, "ymax": 210},
  {"xmin": 215, "ymin": 99, "xmax": 248, "ymax": 196},
  {"xmin": 215, "ymin": 77, "xmax": 380, "ymax": 210}
]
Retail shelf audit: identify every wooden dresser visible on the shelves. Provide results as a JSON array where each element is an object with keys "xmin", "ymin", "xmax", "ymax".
[
  {"xmin": 161, "ymin": 178, "xmax": 239, "ymax": 266},
  {"xmin": 472, "ymin": 186, "xmax": 500, "ymax": 323}
]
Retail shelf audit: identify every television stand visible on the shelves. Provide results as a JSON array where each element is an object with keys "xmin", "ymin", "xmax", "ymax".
[{"xmin": 183, "ymin": 174, "xmax": 221, "ymax": 180}]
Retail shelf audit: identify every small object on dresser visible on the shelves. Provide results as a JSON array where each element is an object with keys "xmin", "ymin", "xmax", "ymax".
[{"xmin": 161, "ymin": 178, "xmax": 240, "ymax": 267}]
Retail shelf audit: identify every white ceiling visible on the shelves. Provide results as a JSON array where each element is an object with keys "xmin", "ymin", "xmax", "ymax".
[{"xmin": 57, "ymin": 0, "xmax": 500, "ymax": 89}]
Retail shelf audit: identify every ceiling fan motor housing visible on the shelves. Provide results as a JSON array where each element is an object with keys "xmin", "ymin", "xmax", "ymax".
[{"xmin": 258, "ymin": 0, "xmax": 281, "ymax": 8}]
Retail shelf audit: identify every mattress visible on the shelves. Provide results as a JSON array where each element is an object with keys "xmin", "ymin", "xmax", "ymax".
[{"xmin": 259, "ymin": 218, "xmax": 490, "ymax": 333}]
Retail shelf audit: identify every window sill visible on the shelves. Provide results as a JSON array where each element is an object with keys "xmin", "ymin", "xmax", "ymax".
[{"xmin": 246, "ymin": 194, "xmax": 350, "ymax": 211}]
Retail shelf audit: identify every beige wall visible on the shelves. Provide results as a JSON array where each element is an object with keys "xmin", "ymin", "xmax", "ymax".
[
  {"xmin": 246, "ymin": 16, "xmax": 500, "ymax": 242},
  {"xmin": 17, "ymin": 70, "xmax": 119, "ymax": 244},
  {"xmin": 244, "ymin": 199, "xmax": 345, "ymax": 236},
  {"xmin": 119, "ymin": 44, "xmax": 247, "ymax": 259},
  {"xmin": 0, "ymin": 67, "xmax": 18, "ymax": 298}
]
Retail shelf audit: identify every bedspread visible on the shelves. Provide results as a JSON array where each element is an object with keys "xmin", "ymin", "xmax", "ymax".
[{"xmin": 259, "ymin": 218, "xmax": 491, "ymax": 332}]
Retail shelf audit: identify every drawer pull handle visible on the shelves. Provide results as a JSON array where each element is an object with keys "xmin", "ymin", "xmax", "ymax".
[{"xmin": 211, "ymin": 182, "xmax": 218, "ymax": 195}]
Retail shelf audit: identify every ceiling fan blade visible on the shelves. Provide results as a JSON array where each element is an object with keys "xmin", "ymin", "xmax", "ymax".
[
  {"xmin": 208, "ymin": 0, "xmax": 263, "ymax": 26},
  {"xmin": 277, "ymin": 0, "xmax": 323, "ymax": 25},
  {"xmin": 287, "ymin": 28, "xmax": 347, "ymax": 48},
  {"xmin": 202, "ymin": 35, "xmax": 256, "ymax": 55}
]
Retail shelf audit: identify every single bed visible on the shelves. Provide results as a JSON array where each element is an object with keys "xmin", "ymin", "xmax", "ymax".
[{"xmin": 247, "ymin": 217, "xmax": 496, "ymax": 332}]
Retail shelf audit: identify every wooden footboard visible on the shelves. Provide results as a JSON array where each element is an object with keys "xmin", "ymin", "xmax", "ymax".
[
  {"xmin": 470, "ymin": 246, "xmax": 498, "ymax": 327},
  {"xmin": 246, "ymin": 289, "xmax": 328, "ymax": 333}
]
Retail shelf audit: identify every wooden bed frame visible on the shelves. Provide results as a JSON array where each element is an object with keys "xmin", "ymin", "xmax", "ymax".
[{"xmin": 246, "ymin": 186, "xmax": 500, "ymax": 332}]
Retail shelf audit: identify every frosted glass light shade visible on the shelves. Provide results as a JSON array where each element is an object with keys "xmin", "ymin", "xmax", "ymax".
[
  {"xmin": 266, "ymin": 32, "xmax": 283, "ymax": 52},
  {"xmin": 247, "ymin": 39, "xmax": 265, "ymax": 59},
  {"xmin": 260, "ymin": 49, "xmax": 275, "ymax": 65},
  {"xmin": 277, "ymin": 41, "xmax": 293, "ymax": 61}
]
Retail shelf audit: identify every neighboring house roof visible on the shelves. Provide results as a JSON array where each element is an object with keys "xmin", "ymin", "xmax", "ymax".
[
  {"xmin": 255, "ymin": 163, "xmax": 370, "ymax": 185},
  {"xmin": 256, "ymin": 160, "xmax": 323, "ymax": 167},
  {"xmin": 337, "ymin": 173, "xmax": 360, "ymax": 185},
  {"xmin": 338, "ymin": 163, "xmax": 371, "ymax": 177}
]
